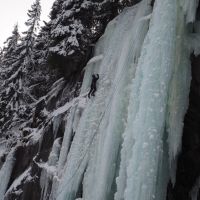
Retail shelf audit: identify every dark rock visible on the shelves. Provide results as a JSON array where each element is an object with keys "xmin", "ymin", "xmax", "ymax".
[
  {"xmin": 32, "ymin": 99, "xmax": 46, "ymax": 128},
  {"xmin": 5, "ymin": 163, "xmax": 42, "ymax": 200},
  {"xmin": 7, "ymin": 142, "xmax": 39, "ymax": 190},
  {"xmin": 36, "ymin": 123, "xmax": 54, "ymax": 163},
  {"xmin": 150, "ymin": 0, "xmax": 155, "ymax": 7}
]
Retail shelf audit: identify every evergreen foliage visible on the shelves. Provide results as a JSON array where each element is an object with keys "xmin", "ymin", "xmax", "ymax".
[
  {"xmin": 1, "ymin": 25, "xmax": 20, "ymax": 69},
  {"xmin": 0, "ymin": 0, "xmax": 41, "ymax": 132},
  {"xmin": 34, "ymin": 21, "xmax": 51, "ymax": 65},
  {"xmin": 48, "ymin": 0, "xmax": 120, "ymax": 58},
  {"xmin": 33, "ymin": 0, "xmax": 137, "ymax": 74},
  {"xmin": 0, "ymin": 0, "xmax": 137, "ymax": 133}
]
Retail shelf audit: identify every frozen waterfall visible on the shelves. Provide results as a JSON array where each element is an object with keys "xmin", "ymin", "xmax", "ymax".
[
  {"xmin": 52, "ymin": 0, "xmax": 195, "ymax": 200},
  {"xmin": 1, "ymin": 0, "xmax": 199, "ymax": 199}
]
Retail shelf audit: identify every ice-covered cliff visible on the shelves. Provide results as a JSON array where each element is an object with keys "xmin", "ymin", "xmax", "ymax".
[{"xmin": 1, "ymin": 0, "xmax": 200, "ymax": 199}]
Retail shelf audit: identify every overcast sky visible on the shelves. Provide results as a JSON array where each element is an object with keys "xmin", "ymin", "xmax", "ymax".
[{"xmin": 0, "ymin": 0, "xmax": 55, "ymax": 47}]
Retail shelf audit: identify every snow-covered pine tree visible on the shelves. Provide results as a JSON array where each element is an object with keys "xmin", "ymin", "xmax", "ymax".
[
  {"xmin": 0, "ymin": 47, "xmax": 3, "ymax": 67},
  {"xmin": 0, "ymin": 47, "xmax": 4, "ymax": 96},
  {"xmin": 1, "ymin": 25, "xmax": 20, "ymax": 66},
  {"xmin": 0, "ymin": 25, "xmax": 21, "ymax": 132},
  {"xmin": 34, "ymin": 21, "xmax": 51, "ymax": 66},
  {"xmin": 47, "ymin": 0, "xmax": 136, "ymax": 74},
  {"xmin": 49, "ymin": 0, "xmax": 113, "ymax": 58},
  {"xmin": 34, "ymin": 0, "xmax": 64, "ymax": 66},
  {"xmin": 19, "ymin": 0, "xmax": 41, "ymax": 71},
  {"xmin": 0, "ymin": 0, "xmax": 41, "ymax": 132},
  {"xmin": 1, "ymin": 25, "xmax": 20, "ymax": 78},
  {"xmin": 31, "ymin": 21, "xmax": 61, "ymax": 100},
  {"xmin": 50, "ymin": 0, "xmax": 64, "ymax": 21}
]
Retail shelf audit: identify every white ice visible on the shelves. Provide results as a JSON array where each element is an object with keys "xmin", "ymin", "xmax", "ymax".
[{"xmin": 52, "ymin": 0, "xmax": 194, "ymax": 199}]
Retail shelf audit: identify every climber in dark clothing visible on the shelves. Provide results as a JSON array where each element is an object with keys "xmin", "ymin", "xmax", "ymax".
[{"xmin": 88, "ymin": 74, "xmax": 99, "ymax": 98}]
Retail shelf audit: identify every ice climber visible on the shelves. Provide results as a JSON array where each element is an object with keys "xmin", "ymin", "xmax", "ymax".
[{"xmin": 88, "ymin": 74, "xmax": 99, "ymax": 98}]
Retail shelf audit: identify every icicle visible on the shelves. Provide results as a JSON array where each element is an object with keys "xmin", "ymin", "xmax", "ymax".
[
  {"xmin": 166, "ymin": 0, "xmax": 191, "ymax": 185},
  {"xmin": 53, "ymin": 115, "xmax": 62, "ymax": 139},
  {"xmin": 40, "ymin": 138, "xmax": 61, "ymax": 200},
  {"xmin": 190, "ymin": 177, "xmax": 200, "ymax": 200},
  {"xmin": 113, "ymin": 1, "xmax": 154, "ymax": 199},
  {"xmin": 57, "ymin": 108, "xmax": 76, "ymax": 172},
  {"xmin": 48, "ymin": 138, "xmax": 62, "ymax": 166},
  {"xmin": 180, "ymin": 0, "xmax": 199, "ymax": 23},
  {"xmin": 187, "ymin": 19, "xmax": 200, "ymax": 56},
  {"xmin": 57, "ymin": 96, "xmax": 86, "ymax": 173}
]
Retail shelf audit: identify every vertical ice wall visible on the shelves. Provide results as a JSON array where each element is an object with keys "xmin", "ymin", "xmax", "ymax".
[
  {"xmin": 55, "ymin": 1, "xmax": 152, "ymax": 200},
  {"xmin": 116, "ymin": 0, "xmax": 178, "ymax": 199},
  {"xmin": 83, "ymin": 1, "xmax": 152, "ymax": 200},
  {"xmin": 38, "ymin": 0, "xmax": 195, "ymax": 199},
  {"xmin": 53, "ymin": 0, "xmax": 194, "ymax": 199},
  {"xmin": 116, "ymin": 0, "xmax": 198, "ymax": 198}
]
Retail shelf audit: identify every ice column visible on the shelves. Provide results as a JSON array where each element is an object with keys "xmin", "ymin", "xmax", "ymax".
[
  {"xmin": 56, "ymin": 1, "xmax": 151, "ymax": 199},
  {"xmin": 40, "ymin": 138, "xmax": 61, "ymax": 200},
  {"xmin": 166, "ymin": 0, "xmax": 191, "ymax": 184},
  {"xmin": 116, "ymin": 0, "xmax": 178, "ymax": 199},
  {"xmin": 83, "ymin": 1, "xmax": 152, "ymax": 200},
  {"xmin": 180, "ymin": 0, "xmax": 199, "ymax": 23},
  {"xmin": 54, "ymin": 0, "xmax": 193, "ymax": 199}
]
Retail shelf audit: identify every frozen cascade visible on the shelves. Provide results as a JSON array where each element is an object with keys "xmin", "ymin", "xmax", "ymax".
[
  {"xmin": 0, "ymin": 148, "xmax": 15, "ymax": 200},
  {"xmin": 40, "ymin": 138, "xmax": 62, "ymax": 200},
  {"xmin": 25, "ymin": 0, "xmax": 196, "ymax": 199},
  {"xmin": 57, "ymin": 107, "xmax": 76, "ymax": 172},
  {"xmin": 56, "ymin": 1, "xmax": 152, "ymax": 200},
  {"xmin": 53, "ymin": 0, "xmax": 195, "ymax": 199},
  {"xmin": 83, "ymin": 1, "xmax": 152, "ymax": 200},
  {"xmin": 1, "ymin": 0, "xmax": 200, "ymax": 199},
  {"xmin": 116, "ymin": 0, "xmax": 192, "ymax": 199},
  {"xmin": 53, "ymin": 115, "xmax": 63, "ymax": 140}
]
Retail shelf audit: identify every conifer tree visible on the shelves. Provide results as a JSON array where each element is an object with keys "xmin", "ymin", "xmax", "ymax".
[
  {"xmin": 0, "ymin": 48, "xmax": 3, "ymax": 67},
  {"xmin": 0, "ymin": 0, "xmax": 41, "ymax": 132},
  {"xmin": 34, "ymin": 0, "xmax": 135, "ymax": 73},
  {"xmin": 47, "ymin": 0, "xmax": 121, "ymax": 69},
  {"xmin": 2, "ymin": 24, "xmax": 20, "ymax": 67},
  {"xmin": 50, "ymin": 0, "xmax": 64, "ymax": 21},
  {"xmin": 0, "ymin": 47, "xmax": 4, "ymax": 92},
  {"xmin": 19, "ymin": 0, "xmax": 41, "ymax": 69},
  {"xmin": 34, "ymin": 21, "xmax": 51, "ymax": 65},
  {"xmin": 31, "ymin": 21, "xmax": 60, "ymax": 99}
]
